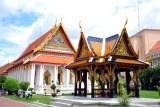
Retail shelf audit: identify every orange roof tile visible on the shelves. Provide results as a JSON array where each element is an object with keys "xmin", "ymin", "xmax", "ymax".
[
  {"xmin": 31, "ymin": 55, "xmax": 74, "ymax": 65},
  {"xmin": 16, "ymin": 28, "xmax": 54, "ymax": 61},
  {"xmin": 0, "ymin": 63, "xmax": 13, "ymax": 75},
  {"xmin": 147, "ymin": 40, "xmax": 160, "ymax": 54}
]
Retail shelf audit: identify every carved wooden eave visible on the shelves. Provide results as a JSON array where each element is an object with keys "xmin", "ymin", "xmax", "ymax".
[
  {"xmin": 74, "ymin": 32, "xmax": 92, "ymax": 61},
  {"xmin": 111, "ymin": 28, "xmax": 139, "ymax": 59}
]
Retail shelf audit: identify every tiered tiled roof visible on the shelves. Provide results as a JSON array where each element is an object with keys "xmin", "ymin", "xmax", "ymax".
[
  {"xmin": 0, "ymin": 63, "xmax": 13, "ymax": 75},
  {"xmin": 0, "ymin": 22, "xmax": 76, "ymax": 75},
  {"xmin": 66, "ymin": 24, "xmax": 149, "ymax": 69},
  {"xmin": 147, "ymin": 40, "xmax": 160, "ymax": 54}
]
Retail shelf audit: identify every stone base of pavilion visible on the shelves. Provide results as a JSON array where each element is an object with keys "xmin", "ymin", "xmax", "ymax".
[{"xmin": 50, "ymin": 96, "xmax": 160, "ymax": 107}]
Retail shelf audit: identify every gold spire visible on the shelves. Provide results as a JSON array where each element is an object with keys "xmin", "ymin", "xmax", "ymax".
[
  {"xmin": 60, "ymin": 16, "xmax": 63, "ymax": 24},
  {"xmin": 54, "ymin": 17, "xmax": 57, "ymax": 27},
  {"xmin": 79, "ymin": 21, "xmax": 83, "ymax": 32},
  {"xmin": 124, "ymin": 17, "xmax": 128, "ymax": 29},
  {"xmin": 147, "ymin": 56, "xmax": 152, "ymax": 63}
]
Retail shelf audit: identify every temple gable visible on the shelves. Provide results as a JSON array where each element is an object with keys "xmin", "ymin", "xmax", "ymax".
[
  {"xmin": 44, "ymin": 29, "xmax": 72, "ymax": 51},
  {"xmin": 77, "ymin": 38, "xmax": 89, "ymax": 59},
  {"xmin": 115, "ymin": 37, "xmax": 133, "ymax": 57}
]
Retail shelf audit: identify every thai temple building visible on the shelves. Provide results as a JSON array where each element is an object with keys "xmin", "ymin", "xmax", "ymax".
[{"xmin": 0, "ymin": 21, "xmax": 76, "ymax": 94}]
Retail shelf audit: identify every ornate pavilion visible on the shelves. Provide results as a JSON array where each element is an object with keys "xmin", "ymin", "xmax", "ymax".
[
  {"xmin": 0, "ymin": 20, "xmax": 76, "ymax": 94},
  {"xmin": 65, "ymin": 20, "xmax": 150, "ymax": 98}
]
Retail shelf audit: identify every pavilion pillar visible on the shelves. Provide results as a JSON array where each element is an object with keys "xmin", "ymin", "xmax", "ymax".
[
  {"xmin": 84, "ymin": 71, "xmax": 87, "ymax": 96},
  {"xmin": 78, "ymin": 71, "xmax": 81, "ymax": 96},
  {"xmin": 126, "ymin": 70, "xmax": 131, "ymax": 95},
  {"xmin": 106, "ymin": 79, "xmax": 109, "ymax": 89},
  {"xmin": 74, "ymin": 70, "xmax": 77, "ymax": 96},
  {"xmin": 91, "ymin": 76, "xmax": 94, "ymax": 98},
  {"xmin": 135, "ymin": 76, "xmax": 139, "ymax": 97},
  {"xmin": 110, "ymin": 75, "xmax": 113, "ymax": 98},
  {"xmin": 101, "ymin": 83, "xmax": 105, "ymax": 97}
]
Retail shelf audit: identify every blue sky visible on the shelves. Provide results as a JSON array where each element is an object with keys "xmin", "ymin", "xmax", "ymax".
[{"xmin": 0, "ymin": 0, "xmax": 160, "ymax": 66}]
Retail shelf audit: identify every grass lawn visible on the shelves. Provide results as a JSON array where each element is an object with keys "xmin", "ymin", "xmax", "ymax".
[
  {"xmin": 4, "ymin": 94, "xmax": 52, "ymax": 104},
  {"xmin": 3, "ymin": 94, "xmax": 74, "ymax": 105},
  {"xmin": 3, "ymin": 90, "xmax": 159, "ymax": 105},
  {"xmin": 140, "ymin": 90, "xmax": 160, "ymax": 99}
]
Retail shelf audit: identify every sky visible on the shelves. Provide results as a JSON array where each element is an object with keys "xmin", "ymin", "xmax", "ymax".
[{"xmin": 0, "ymin": 0, "xmax": 160, "ymax": 66}]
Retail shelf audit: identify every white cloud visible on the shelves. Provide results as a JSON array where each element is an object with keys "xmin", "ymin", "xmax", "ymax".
[
  {"xmin": 0, "ymin": 0, "xmax": 160, "ymax": 66},
  {"xmin": 0, "ymin": 51, "xmax": 5, "ymax": 55}
]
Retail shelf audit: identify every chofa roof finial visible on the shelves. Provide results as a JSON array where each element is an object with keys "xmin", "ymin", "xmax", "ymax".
[
  {"xmin": 79, "ymin": 21, "xmax": 83, "ymax": 32},
  {"xmin": 54, "ymin": 17, "xmax": 57, "ymax": 27},
  {"xmin": 124, "ymin": 17, "xmax": 128, "ymax": 29},
  {"xmin": 60, "ymin": 16, "xmax": 63, "ymax": 24}
]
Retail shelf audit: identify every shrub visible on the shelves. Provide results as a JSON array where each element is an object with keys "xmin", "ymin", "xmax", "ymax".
[
  {"xmin": 4, "ymin": 78, "xmax": 19, "ymax": 95},
  {"xmin": 19, "ymin": 81, "xmax": 30, "ymax": 91},
  {"xmin": 32, "ymin": 92, "xmax": 36, "ymax": 94},
  {"xmin": 56, "ymin": 89, "xmax": 60, "ymax": 93},
  {"xmin": 19, "ymin": 81, "xmax": 30, "ymax": 98},
  {"xmin": 52, "ymin": 93, "xmax": 57, "ymax": 97},
  {"xmin": 0, "ymin": 75, "xmax": 7, "ymax": 85},
  {"xmin": 44, "ymin": 88, "xmax": 46, "ymax": 96},
  {"xmin": 156, "ymin": 85, "xmax": 160, "ymax": 96},
  {"xmin": 51, "ymin": 84, "xmax": 56, "ymax": 93},
  {"xmin": 28, "ymin": 88, "xmax": 34, "ymax": 92}
]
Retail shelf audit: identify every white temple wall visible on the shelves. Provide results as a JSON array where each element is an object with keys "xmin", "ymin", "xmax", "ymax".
[
  {"xmin": 60, "ymin": 66, "xmax": 69, "ymax": 85},
  {"xmin": 44, "ymin": 64, "xmax": 55, "ymax": 85}
]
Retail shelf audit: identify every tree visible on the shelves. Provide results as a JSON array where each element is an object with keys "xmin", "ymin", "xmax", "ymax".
[
  {"xmin": 0, "ymin": 75, "xmax": 7, "ymax": 89},
  {"xmin": 4, "ymin": 78, "xmax": 19, "ymax": 95},
  {"xmin": 19, "ymin": 81, "xmax": 30, "ymax": 98},
  {"xmin": 139, "ymin": 65, "xmax": 160, "ymax": 90}
]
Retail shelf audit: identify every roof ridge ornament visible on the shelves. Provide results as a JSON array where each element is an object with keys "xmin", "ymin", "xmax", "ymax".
[
  {"xmin": 54, "ymin": 17, "xmax": 57, "ymax": 27},
  {"xmin": 79, "ymin": 21, "xmax": 83, "ymax": 32},
  {"xmin": 60, "ymin": 16, "xmax": 63, "ymax": 24},
  {"xmin": 124, "ymin": 17, "xmax": 128, "ymax": 29},
  {"xmin": 147, "ymin": 56, "xmax": 152, "ymax": 63}
]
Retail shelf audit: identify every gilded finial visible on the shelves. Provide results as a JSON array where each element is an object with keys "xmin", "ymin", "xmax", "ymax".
[
  {"xmin": 137, "ymin": 49, "xmax": 139, "ymax": 57},
  {"xmin": 60, "ymin": 16, "xmax": 63, "ymax": 24},
  {"xmin": 147, "ymin": 56, "xmax": 152, "ymax": 63},
  {"xmin": 79, "ymin": 21, "xmax": 83, "ymax": 32},
  {"xmin": 54, "ymin": 17, "xmax": 57, "ymax": 27},
  {"xmin": 124, "ymin": 17, "xmax": 128, "ymax": 29},
  {"xmin": 64, "ymin": 60, "xmax": 67, "ymax": 65}
]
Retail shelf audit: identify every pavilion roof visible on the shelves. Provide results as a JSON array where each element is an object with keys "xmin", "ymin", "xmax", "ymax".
[{"xmin": 66, "ymin": 21, "xmax": 149, "ymax": 69}]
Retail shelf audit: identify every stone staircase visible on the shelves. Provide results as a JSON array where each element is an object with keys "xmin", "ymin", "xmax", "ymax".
[{"xmin": 50, "ymin": 97, "xmax": 160, "ymax": 107}]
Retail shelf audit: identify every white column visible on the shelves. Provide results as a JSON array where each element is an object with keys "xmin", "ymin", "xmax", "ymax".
[
  {"xmin": 24, "ymin": 70, "xmax": 26, "ymax": 81},
  {"xmin": 54, "ymin": 65, "xmax": 58, "ymax": 85},
  {"xmin": 39, "ymin": 64, "xmax": 44, "ymax": 87},
  {"xmin": 66, "ymin": 69, "xmax": 70, "ymax": 85},
  {"xmin": 28, "ymin": 67, "xmax": 31, "ymax": 83},
  {"xmin": 30, "ymin": 63, "xmax": 35, "ymax": 88}
]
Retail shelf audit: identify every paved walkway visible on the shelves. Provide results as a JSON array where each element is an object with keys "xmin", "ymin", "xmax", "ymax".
[{"xmin": 0, "ymin": 97, "xmax": 32, "ymax": 107}]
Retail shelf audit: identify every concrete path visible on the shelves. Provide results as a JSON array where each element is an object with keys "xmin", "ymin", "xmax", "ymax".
[{"xmin": 0, "ymin": 97, "xmax": 32, "ymax": 107}]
